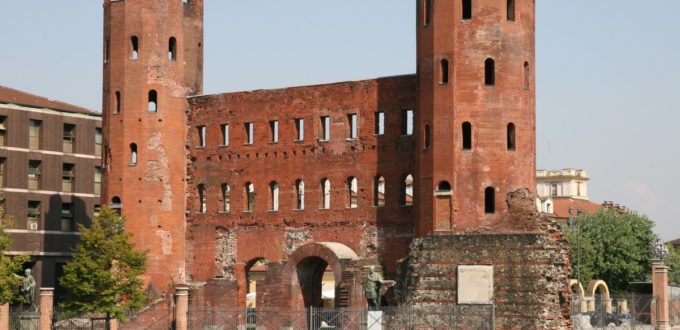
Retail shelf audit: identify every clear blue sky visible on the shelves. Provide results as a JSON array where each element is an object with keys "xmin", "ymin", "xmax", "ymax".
[{"xmin": 0, "ymin": 1, "xmax": 678, "ymax": 240}]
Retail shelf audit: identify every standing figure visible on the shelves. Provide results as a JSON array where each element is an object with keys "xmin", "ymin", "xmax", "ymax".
[
  {"xmin": 364, "ymin": 266, "xmax": 384, "ymax": 310},
  {"xmin": 14, "ymin": 268, "xmax": 36, "ymax": 310}
]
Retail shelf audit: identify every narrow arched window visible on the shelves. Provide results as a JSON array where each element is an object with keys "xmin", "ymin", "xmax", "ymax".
[
  {"xmin": 269, "ymin": 181, "xmax": 279, "ymax": 211},
  {"xmin": 424, "ymin": 0, "xmax": 432, "ymax": 26},
  {"xmin": 130, "ymin": 36, "xmax": 139, "ymax": 60},
  {"xmin": 524, "ymin": 61, "xmax": 530, "ymax": 90},
  {"xmin": 437, "ymin": 181, "xmax": 452, "ymax": 192},
  {"xmin": 110, "ymin": 196, "xmax": 122, "ymax": 213},
  {"xmin": 462, "ymin": 0, "xmax": 472, "ymax": 20},
  {"xmin": 485, "ymin": 187, "xmax": 495, "ymax": 214},
  {"xmin": 440, "ymin": 59, "xmax": 449, "ymax": 84},
  {"xmin": 148, "ymin": 90, "xmax": 158, "ymax": 113},
  {"xmin": 321, "ymin": 178, "xmax": 331, "ymax": 209},
  {"xmin": 129, "ymin": 143, "xmax": 137, "ymax": 165},
  {"xmin": 507, "ymin": 0, "xmax": 515, "ymax": 21},
  {"xmin": 462, "ymin": 122, "xmax": 472, "ymax": 150},
  {"xmin": 375, "ymin": 176, "xmax": 386, "ymax": 207},
  {"xmin": 114, "ymin": 91, "xmax": 121, "ymax": 114},
  {"xmin": 485, "ymin": 58, "xmax": 495, "ymax": 86},
  {"xmin": 295, "ymin": 179, "xmax": 305, "ymax": 210},
  {"xmin": 198, "ymin": 184, "xmax": 206, "ymax": 213},
  {"xmin": 221, "ymin": 183, "xmax": 230, "ymax": 213},
  {"xmin": 507, "ymin": 123, "xmax": 516, "ymax": 150},
  {"xmin": 348, "ymin": 177, "xmax": 358, "ymax": 209},
  {"xmin": 245, "ymin": 182, "xmax": 255, "ymax": 212},
  {"xmin": 424, "ymin": 124, "xmax": 431, "ymax": 149},
  {"xmin": 168, "ymin": 37, "xmax": 177, "ymax": 61},
  {"xmin": 402, "ymin": 174, "xmax": 414, "ymax": 206}
]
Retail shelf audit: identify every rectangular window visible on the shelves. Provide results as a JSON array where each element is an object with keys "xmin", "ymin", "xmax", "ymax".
[
  {"xmin": 220, "ymin": 124, "xmax": 229, "ymax": 146},
  {"xmin": 61, "ymin": 203, "xmax": 74, "ymax": 232},
  {"xmin": 269, "ymin": 120, "xmax": 279, "ymax": 143},
  {"xmin": 95, "ymin": 128, "xmax": 102, "ymax": 157},
  {"xmin": 197, "ymin": 126, "xmax": 206, "ymax": 148},
  {"xmin": 321, "ymin": 116, "xmax": 330, "ymax": 141},
  {"xmin": 63, "ymin": 124, "xmax": 76, "ymax": 153},
  {"xmin": 27, "ymin": 201, "xmax": 40, "ymax": 230},
  {"xmin": 401, "ymin": 110, "xmax": 414, "ymax": 136},
  {"xmin": 348, "ymin": 114, "xmax": 358, "ymax": 139},
  {"xmin": 0, "ymin": 158, "xmax": 5, "ymax": 188},
  {"xmin": 94, "ymin": 166, "xmax": 102, "ymax": 195},
  {"xmin": 94, "ymin": 204, "xmax": 101, "ymax": 219},
  {"xmin": 28, "ymin": 160, "xmax": 41, "ymax": 190},
  {"xmin": 62, "ymin": 163, "xmax": 75, "ymax": 192},
  {"xmin": 29, "ymin": 119, "xmax": 41, "ymax": 150},
  {"xmin": 295, "ymin": 118, "xmax": 304, "ymax": 141},
  {"xmin": 0, "ymin": 116, "xmax": 6, "ymax": 146},
  {"xmin": 245, "ymin": 122, "xmax": 254, "ymax": 145},
  {"xmin": 550, "ymin": 183, "xmax": 558, "ymax": 197},
  {"xmin": 375, "ymin": 112, "xmax": 385, "ymax": 135}
]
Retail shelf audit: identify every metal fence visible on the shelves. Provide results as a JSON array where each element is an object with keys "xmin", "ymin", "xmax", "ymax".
[
  {"xmin": 186, "ymin": 305, "xmax": 494, "ymax": 330},
  {"xmin": 670, "ymin": 286, "xmax": 680, "ymax": 326},
  {"xmin": 571, "ymin": 294, "xmax": 656, "ymax": 330},
  {"xmin": 9, "ymin": 305, "xmax": 39, "ymax": 330}
]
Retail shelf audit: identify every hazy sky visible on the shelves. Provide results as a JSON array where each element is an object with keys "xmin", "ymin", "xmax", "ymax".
[{"xmin": 0, "ymin": 1, "xmax": 678, "ymax": 240}]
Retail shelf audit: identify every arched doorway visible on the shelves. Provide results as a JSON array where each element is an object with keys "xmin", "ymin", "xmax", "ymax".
[
  {"xmin": 245, "ymin": 258, "xmax": 268, "ymax": 308},
  {"xmin": 296, "ymin": 256, "xmax": 335, "ymax": 308}
]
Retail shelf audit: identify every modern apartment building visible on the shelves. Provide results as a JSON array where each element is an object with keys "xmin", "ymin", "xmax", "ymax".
[{"xmin": 0, "ymin": 85, "xmax": 101, "ymax": 300}]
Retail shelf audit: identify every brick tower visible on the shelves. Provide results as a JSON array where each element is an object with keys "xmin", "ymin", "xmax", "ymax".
[
  {"xmin": 102, "ymin": 0, "xmax": 203, "ymax": 293},
  {"xmin": 415, "ymin": 0, "xmax": 536, "ymax": 235}
]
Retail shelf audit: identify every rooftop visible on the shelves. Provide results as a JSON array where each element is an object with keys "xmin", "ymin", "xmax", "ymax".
[{"xmin": 0, "ymin": 85, "xmax": 99, "ymax": 116}]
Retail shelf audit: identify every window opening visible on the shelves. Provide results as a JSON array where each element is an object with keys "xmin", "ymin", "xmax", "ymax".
[
  {"xmin": 375, "ymin": 176, "xmax": 386, "ymax": 207},
  {"xmin": 168, "ymin": 37, "xmax": 177, "ymax": 61},
  {"xmin": 270, "ymin": 181, "xmax": 279, "ymax": 211},
  {"xmin": 28, "ymin": 160, "xmax": 41, "ymax": 190},
  {"xmin": 245, "ymin": 182, "xmax": 255, "ymax": 212},
  {"xmin": 295, "ymin": 118, "xmax": 304, "ymax": 141},
  {"xmin": 61, "ymin": 203, "xmax": 74, "ymax": 232},
  {"xmin": 130, "ymin": 36, "xmax": 139, "ymax": 60},
  {"xmin": 485, "ymin": 58, "xmax": 495, "ymax": 86},
  {"xmin": 94, "ymin": 166, "xmax": 102, "ymax": 195},
  {"xmin": 94, "ymin": 205, "xmax": 101, "ymax": 218},
  {"xmin": 524, "ymin": 61, "xmax": 530, "ymax": 89},
  {"xmin": 198, "ymin": 184, "xmax": 206, "ymax": 213},
  {"xmin": 27, "ymin": 201, "xmax": 40, "ymax": 231},
  {"xmin": 321, "ymin": 178, "xmax": 331, "ymax": 209},
  {"xmin": 401, "ymin": 110, "xmax": 414, "ymax": 136},
  {"xmin": 0, "ymin": 158, "xmax": 5, "ymax": 188},
  {"xmin": 62, "ymin": 163, "xmax": 75, "ymax": 192},
  {"xmin": 321, "ymin": 116, "xmax": 330, "ymax": 141},
  {"xmin": 424, "ymin": 0, "xmax": 432, "ymax": 26},
  {"xmin": 437, "ymin": 181, "xmax": 452, "ymax": 192},
  {"xmin": 348, "ymin": 114, "xmax": 358, "ymax": 139},
  {"xmin": 441, "ymin": 59, "xmax": 449, "ymax": 84},
  {"xmin": 197, "ymin": 126, "xmax": 206, "ymax": 148},
  {"xmin": 348, "ymin": 177, "xmax": 358, "ymax": 208},
  {"xmin": 110, "ymin": 196, "xmax": 122, "ymax": 213},
  {"xmin": 63, "ymin": 124, "xmax": 76, "ymax": 153},
  {"xmin": 245, "ymin": 123, "xmax": 254, "ymax": 145},
  {"xmin": 130, "ymin": 143, "xmax": 138, "ymax": 165},
  {"xmin": 403, "ymin": 174, "xmax": 414, "ymax": 206},
  {"xmin": 296, "ymin": 179, "xmax": 305, "ymax": 210},
  {"xmin": 485, "ymin": 187, "xmax": 495, "ymax": 213},
  {"xmin": 423, "ymin": 124, "xmax": 431, "ymax": 149},
  {"xmin": 462, "ymin": 0, "xmax": 472, "ymax": 19},
  {"xmin": 462, "ymin": 122, "xmax": 472, "ymax": 150},
  {"xmin": 148, "ymin": 90, "xmax": 158, "ymax": 113},
  {"xmin": 375, "ymin": 112, "xmax": 385, "ymax": 136},
  {"xmin": 220, "ymin": 124, "xmax": 229, "ymax": 146},
  {"xmin": 221, "ymin": 183, "xmax": 230, "ymax": 213},
  {"xmin": 507, "ymin": 123, "xmax": 516, "ymax": 150},
  {"xmin": 114, "ymin": 91, "xmax": 121, "ymax": 114},
  {"xmin": 0, "ymin": 116, "xmax": 6, "ymax": 146},
  {"xmin": 550, "ymin": 183, "xmax": 558, "ymax": 197},
  {"xmin": 95, "ymin": 128, "xmax": 102, "ymax": 157},
  {"xmin": 28, "ymin": 119, "xmax": 41, "ymax": 150},
  {"xmin": 270, "ymin": 120, "xmax": 279, "ymax": 143},
  {"xmin": 507, "ymin": 0, "xmax": 515, "ymax": 21}
]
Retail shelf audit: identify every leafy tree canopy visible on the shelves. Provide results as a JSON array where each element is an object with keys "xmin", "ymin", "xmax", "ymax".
[
  {"xmin": 0, "ymin": 207, "xmax": 30, "ymax": 304},
  {"xmin": 59, "ymin": 207, "xmax": 148, "ymax": 320}
]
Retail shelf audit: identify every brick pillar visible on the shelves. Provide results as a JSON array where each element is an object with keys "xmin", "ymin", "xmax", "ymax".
[
  {"xmin": 39, "ymin": 288, "xmax": 53, "ymax": 330},
  {"xmin": 175, "ymin": 286, "xmax": 190, "ymax": 330},
  {"xmin": 653, "ymin": 260, "xmax": 670, "ymax": 330},
  {"xmin": 0, "ymin": 303, "xmax": 8, "ymax": 330}
]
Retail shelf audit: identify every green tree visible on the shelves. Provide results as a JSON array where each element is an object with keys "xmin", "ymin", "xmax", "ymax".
[
  {"xmin": 563, "ymin": 208, "xmax": 657, "ymax": 294},
  {"xmin": 0, "ymin": 207, "xmax": 30, "ymax": 304},
  {"xmin": 60, "ymin": 207, "xmax": 147, "ymax": 321},
  {"xmin": 666, "ymin": 245, "xmax": 680, "ymax": 285}
]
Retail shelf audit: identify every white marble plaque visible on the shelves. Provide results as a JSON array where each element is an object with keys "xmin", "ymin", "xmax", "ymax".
[
  {"xmin": 457, "ymin": 265, "xmax": 493, "ymax": 304},
  {"xmin": 367, "ymin": 311, "xmax": 383, "ymax": 330}
]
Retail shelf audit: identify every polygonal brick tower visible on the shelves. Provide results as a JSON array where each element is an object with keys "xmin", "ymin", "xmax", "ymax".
[
  {"xmin": 415, "ymin": 0, "xmax": 536, "ymax": 235},
  {"xmin": 101, "ymin": 0, "xmax": 203, "ymax": 293}
]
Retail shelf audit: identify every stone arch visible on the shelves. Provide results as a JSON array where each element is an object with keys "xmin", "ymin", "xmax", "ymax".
[
  {"xmin": 586, "ymin": 279, "xmax": 612, "ymax": 313},
  {"xmin": 280, "ymin": 242, "xmax": 361, "ymax": 309},
  {"xmin": 569, "ymin": 279, "xmax": 588, "ymax": 313}
]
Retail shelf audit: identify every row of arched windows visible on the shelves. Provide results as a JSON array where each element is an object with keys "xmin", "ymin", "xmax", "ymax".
[
  {"xmin": 196, "ymin": 175, "xmax": 415, "ymax": 213},
  {"xmin": 112, "ymin": 90, "xmax": 158, "ymax": 115},
  {"xmin": 424, "ymin": 0, "xmax": 517, "ymax": 25},
  {"xmin": 128, "ymin": 36, "xmax": 177, "ymax": 61},
  {"xmin": 439, "ymin": 58, "xmax": 530, "ymax": 89}
]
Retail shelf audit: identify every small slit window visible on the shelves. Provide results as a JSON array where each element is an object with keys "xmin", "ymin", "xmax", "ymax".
[
  {"xmin": 270, "ymin": 120, "xmax": 279, "ymax": 143},
  {"xmin": 375, "ymin": 112, "xmax": 385, "ymax": 136},
  {"xmin": 348, "ymin": 114, "xmax": 358, "ymax": 140},
  {"xmin": 148, "ymin": 90, "xmax": 158, "ymax": 113},
  {"xmin": 295, "ymin": 118, "xmax": 304, "ymax": 141},
  {"xmin": 402, "ymin": 110, "xmax": 414, "ymax": 136},
  {"xmin": 403, "ymin": 174, "xmax": 414, "ymax": 206},
  {"xmin": 423, "ymin": 124, "xmax": 431, "ymax": 149},
  {"xmin": 348, "ymin": 177, "xmax": 358, "ymax": 208},
  {"xmin": 197, "ymin": 126, "xmax": 206, "ymax": 148},
  {"xmin": 507, "ymin": 123, "xmax": 516, "ymax": 150},
  {"xmin": 114, "ymin": 91, "xmax": 121, "ymax": 114},
  {"xmin": 321, "ymin": 178, "xmax": 331, "ymax": 209},
  {"xmin": 168, "ymin": 37, "xmax": 177, "ymax": 61},
  {"xmin": 462, "ymin": 0, "xmax": 472, "ymax": 20},
  {"xmin": 524, "ymin": 61, "xmax": 530, "ymax": 90},
  {"xmin": 485, "ymin": 58, "xmax": 495, "ymax": 86},
  {"xmin": 424, "ymin": 0, "xmax": 432, "ymax": 26},
  {"xmin": 485, "ymin": 187, "xmax": 496, "ymax": 214},
  {"xmin": 440, "ymin": 59, "xmax": 449, "ymax": 84},
  {"xmin": 269, "ymin": 181, "xmax": 279, "ymax": 211},
  {"xmin": 507, "ymin": 0, "xmax": 515, "ymax": 21},
  {"xmin": 321, "ymin": 116, "xmax": 330, "ymax": 141},
  {"xmin": 130, "ymin": 36, "xmax": 139, "ymax": 60},
  {"xmin": 221, "ymin": 184, "xmax": 230, "ymax": 213},
  {"xmin": 295, "ymin": 179, "xmax": 305, "ymax": 210},
  {"xmin": 129, "ymin": 143, "xmax": 138, "ymax": 165},
  {"xmin": 245, "ymin": 122, "xmax": 254, "ymax": 145},
  {"xmin": 462, "ymin": 122, "xmax": 472, "ymax": 150},
  {"xmin": 375, "ymin": 176, "xmax": 386, "ymax": 207},
  {"xmin": 198, "ymin": 184, "xmax": 206, "ymax": 213},
  {"xmin": 245, "ymin": 182, "xmax": 255, "ymax": 212},
  {"xmin": 221, "ymin": 124, "xmax": 229, "ymax": 146}
]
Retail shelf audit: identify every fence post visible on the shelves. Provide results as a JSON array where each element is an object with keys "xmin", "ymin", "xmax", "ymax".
[
  {"xmin": 39, "ymin": 287, "xmax": 53, "ymax": 330},
  {"xmin": 653, "ymin": 260, "xmax": 670, "ymax": 329},
  {"xmin": 0, "ymin": 303, "xmax": 8, "ymax": 330},
  {"xmin": 175, "ymin": 286, "xmax": 190, "ymax": 330}
]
